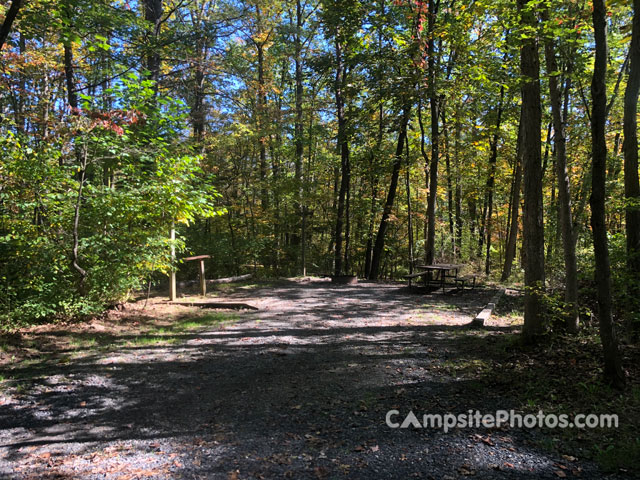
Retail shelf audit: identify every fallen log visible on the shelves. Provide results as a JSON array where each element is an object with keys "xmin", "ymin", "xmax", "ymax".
[
  {"xmin": 208, "ymin": 273, "xmax": 253, "ymax": 284},
  {"xmin": 178, "ymin": 273, "xmax": 253, "ymax": 289}
]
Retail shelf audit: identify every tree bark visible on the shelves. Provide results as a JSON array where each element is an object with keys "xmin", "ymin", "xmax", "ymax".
[
  {"xmin": 405, "ymin": 135, "xmax": 414, "ymax": 273},
  {"xmin": 294, "ymin": 0, "xmax": 305, "ymax": 274},
  {"xmin": 425, "ymin": 0, "xmax": 439, "ymax": 265},
  {"xmin": 590, "ymin": 0, "xmax": 625, "ymax": 388},
  {"xmin": 0, "ymin": 0, "xmax": 22, "ymax": 51},
  {"xmin": 501, "ymin": 109, "xmax": 523, "ymax": 281},
  {"xmin": 518, "ymin": 0, "xmax": 545, "ymax": 343},
  {"xmin": 369, "ymin": 106, "xmax": 412, "ymax": 279},
  {"xmin": 442, "ymin": 109, "xmax": 455, "ymax": 258},
  {"xmin": 484, "ymin": 84, "xmax": 505, "ymax": 275},
  {"xmin": 623, "ymin": 0, "xmax": 640, "ymax": 277},
  {"xmin": 143, "ymin": 0, "xmax": 163, "ymax": 87},
  {"xmin": 543, "ymin": 10, "xmax": 579, "ymax": 332},
  {"xmin": 64, "ymin": 43, "xmax": 78, "ymax": 111},
  {"xmin": 454, "ymin": 104, "xmax": 462, "ymax": 257},
  {"xmin": 333, "ymin": 35, "xmax": 349, "ymax": 276},
  {"xmin": 256, "ymin": 40, "xmax": 269, "ymax": 210}
]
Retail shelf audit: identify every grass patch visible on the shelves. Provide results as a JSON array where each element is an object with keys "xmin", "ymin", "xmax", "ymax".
[
  {"xmin": 170, "ymin": 312, "xmax": 237, "ymax": 332},
  {"xmin": 127, "ymin": 335, "xmax": 180, "ymax": 346}
]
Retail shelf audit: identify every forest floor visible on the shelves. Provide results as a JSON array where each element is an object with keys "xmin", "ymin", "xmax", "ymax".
[{"xmin": 0, "ymin": 278, "xmax": 638, "ymax": 479}]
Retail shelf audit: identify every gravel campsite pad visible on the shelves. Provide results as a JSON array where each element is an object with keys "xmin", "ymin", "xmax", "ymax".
[{"xmin": 0, "ymin": 279, "xmax": 631, "ymax": 479}]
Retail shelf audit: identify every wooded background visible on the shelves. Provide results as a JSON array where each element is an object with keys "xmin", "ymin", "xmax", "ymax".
[{"xmin": 1, "ymin": 0, "xmax": 639, "ymax": 385}]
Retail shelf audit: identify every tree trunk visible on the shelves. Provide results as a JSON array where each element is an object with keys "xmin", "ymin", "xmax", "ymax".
[
  {"xmin": 454, "ymin": 104, "xmax": 463, "ymax": 257},
  {"xmin": 406, "ymin": 135, "xmax": 414, "ymax": 273},
  {"xmin": 0, "ymin": 0, "xmax": 22, "ymax": 51},
  {"xmin": 333, "ymin": 35, "xmax": 349, "ymax": 276},
  {"xmin": 623, "ymin": 0, "xmax": 640, "ymax": 277},
  {"xmin": 294, "ymin": 0, "xmax": 305, "ymax": 274},
  {"xmin": 501, "ymin": 109, "xmax": 523, "ymax": 281},
  {"xmin": 485, "ymin": 84, "xmax": 505, "ymax": 275},
  {"xmin": 590, "ymin": 0, "xmax": 625, "ymax": 388},
  {"xmin": 425, "ymin": 0, "xmax": 439, "ymax": 265},
  {"xmin": 518, "ymin": 0, "xmax": 545, "ymax": 343},
  {"xmin": 143, "ymin": 0, "xmax": 163, "ymax": 87},
  {"xmin": 191, "ymin": 52, "xmax": 206, "ymax": 140},
  {"xmin": 542, "ymin": 11, "xmax": 579, "ymax": 332},
  {"xmin": 64, "ymin": 43, "xmax": 78, "ymax": 111},
  {"xmin": 256, "ymin": 40, "xmax": 269, "ymax": 211},
  {"xmin": 442, "ymin": 109, "xmax": 455, "ymax": 258},
  {"xmin": 417, "ymin": 98, "xmax": 430, "ymax": 262},
  {"xmin": 369, "ymin": 106, "xmax": 412, "ymax": 279}
]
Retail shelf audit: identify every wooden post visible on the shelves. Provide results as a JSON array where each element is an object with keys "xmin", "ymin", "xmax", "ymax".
[
  {"xmin": 169, "ymin": 223, "xmax": 177, "ymax": 301},
  {"xmin": 199, "ymin": 259, "xmax": 206, "ymax": 296}
]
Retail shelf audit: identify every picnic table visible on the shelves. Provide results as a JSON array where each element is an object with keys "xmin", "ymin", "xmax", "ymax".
[{"xmin": 404, "ymin": 263, "xmax": 474, "ymax": 292}]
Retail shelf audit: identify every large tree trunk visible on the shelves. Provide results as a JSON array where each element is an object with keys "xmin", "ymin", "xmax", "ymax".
[
  {"xmin": 542, "ymin": 11, "xmax": 579, "ymax": 332},
  {"xmin": 143, "ymin": 0, "xmax": 163, "ymax": 87},
  {"xmin": 590, "ymin": 0, "xmax": 625, "ymax": 388},
  {"xmin": 518, "ymin": 0, "xmax": 545, "ymax": 343},
  {"xmin": 501, "ymin": 109, "xmax": 523, "ymax": 281},
  {"xmin": 0, "ymin": 0, "xmax": 22, "ymax": 51},
  {"xmin": 369, "ymin": 106, "xmax": 412, "ymax": 279},
  {"xmin": 624, "ymin": 0, "xmax": 640, "ymax": 277},
  {"xmin": 425, "ymin": 0, "xmax": 439, "ymax": 265}
]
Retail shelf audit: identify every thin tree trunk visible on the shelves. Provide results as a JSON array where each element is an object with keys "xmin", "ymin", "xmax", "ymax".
[
  {"xmin": 623, "ymin": 0, "xmax": 640, "ymax": 277},
  {"xmin": 417, "ymin": 98, "xmax": 430, "ymax": 262},
  {"xmin": 425, "ymin": 0, "xmax": 439, "ymax": 265},
  {"xmin": 294, "ymin": 0, "xmax": 305, "ymax": 273},
  {"xmin": 485, "ymin": 85, "xmax": 505, "ymax": 275},
  {"xmin": 442, "ymin": 110, "xmax": 455, "ymax": 258},
  {"xmin": 542, "ymin": 11, "xmax": 579, "ymax": 332},
  {"xmin": 406, "ymin": 135, "xmax": 414, "ymax": 273},
  {"xmin": 454, "ymin": 104, "xmax": 462, "ymax": 257},
  {"xmin": 369, "ymin": 106, "xmax": 412, "ymax": 279},
  {"xmin": 256, "ymin": 40, "xmax": 269, "ymax": 210},
  {"xmin": 502, "ymin": 109, "xmax": 523, "ymax": 281},
  {"xmin": 518, "ymin": 0, "xmax": 545, "ymax": 343},
  {"xmin": 333, "ymin": 35, "xmax": 349, "ymax": 276},
  {"xmin": 590, "ymin": 0, "xmax": 625, "ymax": 388}
]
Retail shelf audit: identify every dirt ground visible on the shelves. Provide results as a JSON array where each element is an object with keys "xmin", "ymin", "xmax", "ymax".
[{"xmin": 0, "ymin": 279, "xmax": 631, "ymax": 479}]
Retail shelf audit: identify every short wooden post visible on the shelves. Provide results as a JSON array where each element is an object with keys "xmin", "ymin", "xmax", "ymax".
[{"xmin": 199, "ymin": 258, "xmax": 206, "ymax": 296}]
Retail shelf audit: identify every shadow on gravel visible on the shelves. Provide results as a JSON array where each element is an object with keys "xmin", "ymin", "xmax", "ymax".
[{"xmin": 0, "ymin": 282, "xmax": 621, "ymax": 479}]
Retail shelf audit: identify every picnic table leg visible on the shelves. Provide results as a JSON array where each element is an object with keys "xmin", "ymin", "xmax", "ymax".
[{"xmin": 199, "ymin": 259, "xmax": 206, "ymax": 296}]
